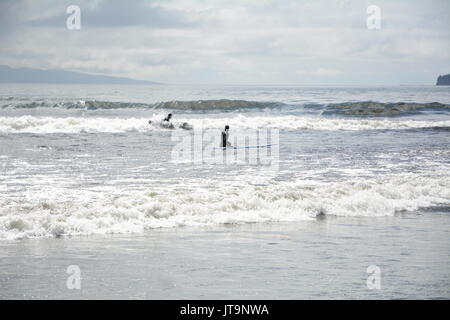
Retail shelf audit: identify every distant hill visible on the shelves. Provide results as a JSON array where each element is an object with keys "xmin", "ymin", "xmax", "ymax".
[
  {"xmin": 0, "ymin": 65, "xmax": 161, "ymax": 85},
  {"xmin": 436, "ymin": 74, "xmax": 450, "ymax": 86}
]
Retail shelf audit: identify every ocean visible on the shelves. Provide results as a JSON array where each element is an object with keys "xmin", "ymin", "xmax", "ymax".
[{"xmin": 0, "ymin": 84, "xmax": 449, "ymax": 299}]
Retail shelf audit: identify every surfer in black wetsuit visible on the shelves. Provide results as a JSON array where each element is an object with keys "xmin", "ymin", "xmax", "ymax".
[
  {"xmin": 163, "ymin": 113, "xmax": 172, "ymax": 122},
  {"xmin": 148, "ymin": 113, "xmax": 172, "ymax": 126},
  {"xmin": 221, "ymin": 125, "xmax": 231, "ymax": 148},
  {"xmin": 161, "ymin": 113, "xmax": 174, "ymax": 128}
]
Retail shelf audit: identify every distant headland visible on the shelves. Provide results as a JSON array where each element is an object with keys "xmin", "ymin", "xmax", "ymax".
[
  {"xmin": 436, "ymin": 74, "xmax": 450, "ymax": 86},
  {"xmin": 0, "ymin": 65, "xmax": 161, "ymax": 85}
]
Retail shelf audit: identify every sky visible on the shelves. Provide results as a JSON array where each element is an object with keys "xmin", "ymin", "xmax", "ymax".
[{"xmin": 0, "ymin": 0, "xmax": 449, "ymax": 85}]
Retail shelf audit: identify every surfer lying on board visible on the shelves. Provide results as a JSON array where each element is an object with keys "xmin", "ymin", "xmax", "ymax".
[
  {"xmin": 148, "ymin": 113, "xmax": 174, "ymax": 128},
  {"xmin": 221, "ymin": 125, "xmax": 232, "ymax": 148},
  {"xmin": 148, "ymin": 113, "xmax": 193, "ymax": 130},
  {"xmin": 160, "ymin": 113, "xmax": 174, "ymax": 128},
  {"xmin": 163, "ymin": 113, "xmax": 172, "ymax": 123}
]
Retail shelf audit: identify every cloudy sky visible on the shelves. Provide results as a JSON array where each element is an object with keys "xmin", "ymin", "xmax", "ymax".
[{"xmin": 1, "ymin": 0, "xmax": 449, "ymax": 85}]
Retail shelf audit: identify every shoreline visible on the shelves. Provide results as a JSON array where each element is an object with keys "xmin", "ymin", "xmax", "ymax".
[{"xmin": 1, "ymin": 213, "xmax": 449, "ymax": 299}]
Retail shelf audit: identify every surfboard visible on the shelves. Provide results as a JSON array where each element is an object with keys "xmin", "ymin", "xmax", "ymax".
[
  {"xmin": 214, "ymin": 144, "xmax": 274, "ymax": 150},
  {"xmin": 233, "ymin": 144, "xmax": 274, "ymax": 149}
]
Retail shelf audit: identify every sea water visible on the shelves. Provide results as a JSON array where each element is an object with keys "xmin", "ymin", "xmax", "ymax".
[{"xmin": 0, "ymin": 84, "xmax": 449, "ymax": 299}]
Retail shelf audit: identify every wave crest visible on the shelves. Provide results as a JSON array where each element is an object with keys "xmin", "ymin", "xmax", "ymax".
[
  {"xmin": 323, "ymin": 101, "xmax": 450, "ymax": 116},
  {"xmin": 2, "ymin": 99, "xmax": 284, "ymax": 111},
  {"xmin": 1, "ymin": 175, "xmax": 448, "ymax": 239},
  {"xmin": 2, "ymin": 99, "xmax": 450, "ymax": 115}
]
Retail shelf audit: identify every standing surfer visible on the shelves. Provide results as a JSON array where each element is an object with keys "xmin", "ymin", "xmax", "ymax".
[{"xmin": 221, "ymin": 125, "xmax": 231, "ymax": 148}]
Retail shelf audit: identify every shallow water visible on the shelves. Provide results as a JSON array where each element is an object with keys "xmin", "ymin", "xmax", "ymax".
[{"xmin": 1, "ymin": 214, "xmax": 449, "ymax": 299}]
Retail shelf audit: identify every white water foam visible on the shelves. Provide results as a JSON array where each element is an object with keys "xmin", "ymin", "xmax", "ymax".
[
  {"xmin": 1, "ymin": 115, "xmax": 450, "ymax": 133},
  {"xmin": 1, "ymin": 174, "xmax": 449, "ymax": 239}
]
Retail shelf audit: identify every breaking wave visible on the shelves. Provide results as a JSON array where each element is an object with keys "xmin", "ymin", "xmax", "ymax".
[
  {"xmin": 2, "ymin": 99, "xmax": 449, "ymax": 116},
  {"xmin": 1, "ymin": 115, "xmax": 450, "ymax": 133},
  {"xmin": 1, "ymin": 174, "xmax": 448, "ymax": 239},
  {"xmin": 1, "ymin": 99, "xmax": 285, "ymax": 111},
  {"xmin": 322, "ymin": 101, "xmax": 450, "ymax": 116}
]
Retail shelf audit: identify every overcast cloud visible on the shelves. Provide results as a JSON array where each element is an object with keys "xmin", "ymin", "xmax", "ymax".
[{"xmin": 0, "ymin": 0, "xmax": 449, "ymax": 85}]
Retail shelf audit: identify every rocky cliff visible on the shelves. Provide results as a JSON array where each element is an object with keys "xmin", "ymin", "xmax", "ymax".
[{"xmin": 436, "ymin": 74, "xmax": 450, "ymax": 85}]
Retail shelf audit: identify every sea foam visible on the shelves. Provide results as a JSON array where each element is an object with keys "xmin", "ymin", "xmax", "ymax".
[
  {"xmin": 1, "ymin": 174, "xmax": 448, "ymax": 239},
  {"xmin": 1, "ymin": 115, "xmax": 450, "ymax": 133}
]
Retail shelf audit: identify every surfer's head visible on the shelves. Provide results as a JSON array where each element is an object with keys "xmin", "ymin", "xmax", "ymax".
[
  {"xmin": 167, "ymin": 113, "xmax": 172, "ymax": 119},
  {"xmin": 225, "ymin": 125, "xmax": 229, "ymax": 131}
]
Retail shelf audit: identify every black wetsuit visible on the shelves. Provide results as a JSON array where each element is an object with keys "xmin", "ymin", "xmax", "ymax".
[{"xmin": 221, "ymin": 130, "xmax": 228, "ymax": 148}]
